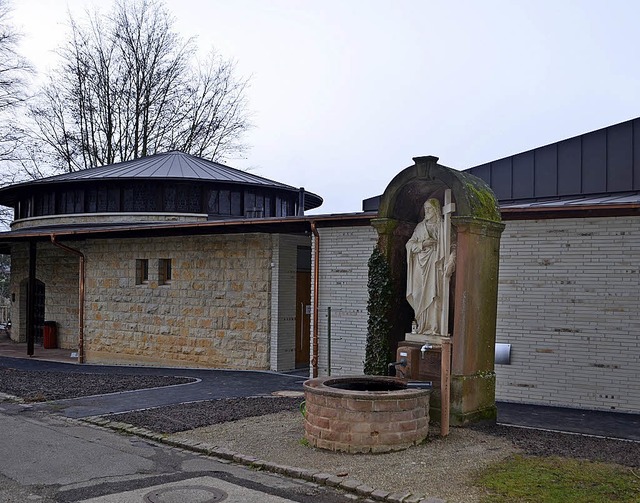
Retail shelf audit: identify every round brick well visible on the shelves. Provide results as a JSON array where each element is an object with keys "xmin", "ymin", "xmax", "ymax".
[{"xmin": 303, "ymin": 376, "xmax": 431, "ymax": 453}]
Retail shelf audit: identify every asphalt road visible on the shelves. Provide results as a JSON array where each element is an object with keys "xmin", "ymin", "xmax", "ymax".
[{"xmin": 0, "ymin": 406, "xmax": 354, "ymax": 503}]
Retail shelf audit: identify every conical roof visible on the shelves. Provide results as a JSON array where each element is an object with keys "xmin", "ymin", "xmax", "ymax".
[{"xmin": 0, "ymin": 151, "xmax": 323, "ymax": 210}]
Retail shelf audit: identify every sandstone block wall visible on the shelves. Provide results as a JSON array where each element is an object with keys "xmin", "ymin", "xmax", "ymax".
[
  {"xmin": 314, "ymin": 225, "xmax": 377, "ymax": 375},
  {"xmin": 9, "ymin": 242, "xmax": 80, "ymax": 348},
  {"xmin": 82, "ymin": 233, "xmax": 274, "ymax": 369},
  {"xmin": 496, "ymin": 216, "xmax": 640, "ymax": 413}
]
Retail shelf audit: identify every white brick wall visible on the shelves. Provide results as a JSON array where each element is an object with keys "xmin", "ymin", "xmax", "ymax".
[
  {"xmin": 314, "ymin": 225, "xmax": 377, "ymax": 376},
  {"xmin": 495, "ymin": 216, "xmax": 640, "ymax": 413}
]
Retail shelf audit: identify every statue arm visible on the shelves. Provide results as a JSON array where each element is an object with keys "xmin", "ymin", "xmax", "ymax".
[
  {"xmin": 444, "ymin": 243, "xmax": 456, "ymax": 278},
  {"xmin": 406, "ymin": 232, "xmax": 422, "ymax": 253}
]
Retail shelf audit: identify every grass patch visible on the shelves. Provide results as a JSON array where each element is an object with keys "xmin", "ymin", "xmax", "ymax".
[{"xmin": 476, "ymin": 455, "xmax": 640, "ymax": 503}]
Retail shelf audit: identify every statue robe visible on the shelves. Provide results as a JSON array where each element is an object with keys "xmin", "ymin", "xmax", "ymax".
[{"xmin": 405, "ymin": 217, "xmax": 447, "ymax": 334}]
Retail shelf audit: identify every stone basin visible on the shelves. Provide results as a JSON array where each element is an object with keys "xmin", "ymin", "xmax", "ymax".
[{"xmin": 303, "ymin": 375, "xmax": 431, "ymax": 453}]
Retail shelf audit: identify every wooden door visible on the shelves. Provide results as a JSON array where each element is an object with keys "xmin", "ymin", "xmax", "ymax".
[{"xmin": 295, "ymin": 271, "xmax": 311, "ymax": 367}]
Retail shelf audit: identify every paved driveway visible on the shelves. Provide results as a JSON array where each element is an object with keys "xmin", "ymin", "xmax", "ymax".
[{"xmin": 0, "ymin": 356, "xmax": 307, "ymax": 418}]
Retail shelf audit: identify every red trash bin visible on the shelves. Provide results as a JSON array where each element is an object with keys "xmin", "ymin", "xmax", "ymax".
[{"xmin": 43, "ymin": 321, "xmax": 57, "ymax": 349}]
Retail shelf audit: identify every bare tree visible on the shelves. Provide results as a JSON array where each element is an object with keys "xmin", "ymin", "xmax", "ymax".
[
  {"xmin": 29, "ymin": 0, "xmax": 250, "ymax": 172},
  {"xmin": 0, "ymin": 0, "xmax": 32, "ymax": 162},
  {"xmin": 0, "ymin": 0, "xmax": 33, "ymax": 229}
]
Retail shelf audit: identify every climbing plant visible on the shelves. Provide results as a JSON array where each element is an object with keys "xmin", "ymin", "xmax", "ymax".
[{"xmin": 364, "ymin": 247, "xmax": 392, "ymax": 375}]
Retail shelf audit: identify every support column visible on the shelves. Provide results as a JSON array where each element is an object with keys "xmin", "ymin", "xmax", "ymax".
[
  {"xmin": 26, "ymin": 241, "xmax": 36, "ymax": 356},
  {"xmin": 450, "ymin": 217, "xmax": 505, "ymax": 425}
]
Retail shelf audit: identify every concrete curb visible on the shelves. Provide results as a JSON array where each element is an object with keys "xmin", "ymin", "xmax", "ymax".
[{"xmin": 80, "ymin": 416, "xmax": 444, "ymax": 503}]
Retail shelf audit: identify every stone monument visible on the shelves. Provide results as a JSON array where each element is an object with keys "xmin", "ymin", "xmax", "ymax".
[{"xmin": 371, "ymin": 155, "xmax": 504, "ymax": 426}]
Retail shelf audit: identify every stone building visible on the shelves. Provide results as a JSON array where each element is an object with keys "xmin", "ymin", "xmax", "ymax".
[{"xmin": 0, "ymin": 151, "xmax": 323, "ymax": 371}]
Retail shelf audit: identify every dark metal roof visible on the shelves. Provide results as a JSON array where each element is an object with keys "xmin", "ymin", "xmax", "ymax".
[
  {"xmin": 25, "ymin": 151, "xmax": 294, "ymax": 186},
  {"xmin": 0, "ymin": 150, "xmax": 323, "ymax": 210},
  {"xmin": 499, "ymin": 191, "xmax": 640, "ymax": 209},
  {"xmin": 465, "ymin": 117, "xmax": 640, "ymax": 203}
]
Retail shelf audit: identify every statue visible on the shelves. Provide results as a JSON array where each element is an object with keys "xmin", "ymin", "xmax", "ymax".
[{"xmin": 406, "ymin": 198, "xmax": 456, "ymax": 335}]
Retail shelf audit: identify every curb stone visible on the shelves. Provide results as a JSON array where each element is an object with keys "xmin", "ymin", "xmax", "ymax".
[{"xmin": 80, "ymin": 416, "xmax": 441, "ymax": 502}]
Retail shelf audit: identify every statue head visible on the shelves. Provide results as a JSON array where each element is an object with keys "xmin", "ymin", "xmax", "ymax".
[{"xmin": 422, "ymin": 198, "xmax": 441, "ymax": 222}]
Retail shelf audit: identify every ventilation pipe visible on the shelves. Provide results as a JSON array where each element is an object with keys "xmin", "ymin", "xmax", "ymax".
[
  {"xmin": 50, "ymin": 235, "xmax": 85, "ymax": 363},
  {"xmin": 297, "ymin": 188, "xmax": 306, "ymax": 216}
]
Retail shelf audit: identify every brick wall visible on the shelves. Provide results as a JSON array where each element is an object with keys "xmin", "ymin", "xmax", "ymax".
[
  {"xmin": 314, "ymin": 225, "xmax": 377, "ymax": 376},
  {"xmin": 495, "ymin": 216, "xmax": 640, "ymax": 413}
]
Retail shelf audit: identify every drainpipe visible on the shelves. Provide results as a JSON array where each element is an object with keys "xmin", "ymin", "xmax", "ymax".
[
  {"xmin": 50, "ymin": 235, "xmax": 85, "ymax": 364},
  {"xmin": 310, "ymin": 221, "xmax": 320, "ymax": 378},
  {"xmin": 297, "ymin": 187, "xmax": 306, "ymax": 216}
]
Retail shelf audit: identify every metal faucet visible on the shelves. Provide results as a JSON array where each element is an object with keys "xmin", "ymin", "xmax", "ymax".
[
  {"xmin": 388, "ymin": 358, "xmax": 407, "ymax": 377},
  {"xmin": 421, "ymin": 344, "xmax": 433, "ymax": 359}
]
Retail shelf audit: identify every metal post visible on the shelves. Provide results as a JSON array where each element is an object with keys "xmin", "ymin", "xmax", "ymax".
[
  {"xmin": 327, "ymin": 307, "xmax": 331, "ymax": 376},
  {"xmin": 26, "ymin": 241, "xmax": 36, "ymax": 356}
]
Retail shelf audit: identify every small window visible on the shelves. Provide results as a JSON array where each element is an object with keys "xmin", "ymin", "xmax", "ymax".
[
  {"xmin": 158, "ymin": 258, "xmax": 172, "ymax": 285},
  {"xmin": 135, "ymin": 259, "xmax": 149, "ymax": 285}
]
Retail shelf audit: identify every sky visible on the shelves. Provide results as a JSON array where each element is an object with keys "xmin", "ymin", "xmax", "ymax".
[{"xmin": 9, "ymin": 0, "xmax": 640, "ymax": 215}]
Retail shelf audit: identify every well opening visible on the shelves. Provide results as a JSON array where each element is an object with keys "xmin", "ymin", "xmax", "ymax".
[{"xmin": 324, "ymin": 377, "xmax": 407, "ymax": 392}]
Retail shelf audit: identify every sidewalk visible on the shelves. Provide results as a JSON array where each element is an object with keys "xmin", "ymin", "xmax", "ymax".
[{"xmin": 497, "ymin": 401, "xmax": 640, "ymax": 442}]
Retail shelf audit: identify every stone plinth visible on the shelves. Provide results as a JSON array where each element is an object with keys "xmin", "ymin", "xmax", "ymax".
[{"xmin": 303, "ymin": 376, "xmax": 431, "ymax": 453}]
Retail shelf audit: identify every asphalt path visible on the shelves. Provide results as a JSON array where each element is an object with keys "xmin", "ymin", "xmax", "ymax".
[
  {"xmin": 0, "ymin": 408, "xmax": 353, "ymax": 503},
  {"xmin": 3, "ymin": 356, "xmax": 639, "ymax": 442},
  {"xmin": 0, "ymin": 356, "xmax": 307, "ymax": 418}
]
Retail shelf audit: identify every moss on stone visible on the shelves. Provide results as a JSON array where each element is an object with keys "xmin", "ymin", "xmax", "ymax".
[{"xmin": 461, "ymin": 176, "xmax": 501, "ymax": 222}]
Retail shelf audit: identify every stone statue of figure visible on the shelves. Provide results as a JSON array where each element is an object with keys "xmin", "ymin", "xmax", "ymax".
[{"xmin": 406, "ymin": 198, "xmax": 456, "ymax": 335}]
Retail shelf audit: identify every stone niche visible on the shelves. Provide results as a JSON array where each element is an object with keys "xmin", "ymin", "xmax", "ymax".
[{"xmin": 371, "ymin": 156, "xmax": 504, "ymax": 425}]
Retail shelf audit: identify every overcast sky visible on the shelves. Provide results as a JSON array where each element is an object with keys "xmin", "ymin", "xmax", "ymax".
[{"xmin": 10, "ymin": 0, "xmax": 640, "ymax": 214}]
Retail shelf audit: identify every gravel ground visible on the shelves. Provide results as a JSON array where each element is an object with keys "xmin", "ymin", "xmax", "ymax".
[
  {"xmin": 109, "ymin": 396, "xmax": 302, "ymax": 433},
  {"xmin": 0, "ymin": 367, "xmax": 194, "ymax": 402},
  {"xmin": 110, "ymin": 397, "xmax": 640, "ymax": 502}
]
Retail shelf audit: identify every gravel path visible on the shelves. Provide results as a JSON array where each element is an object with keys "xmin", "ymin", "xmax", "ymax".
[
  {"xmin": 0, "ymin": 367, "xmax": 194, "ymax": 402},
  {"xmin": 168, "ymin": 407, "xmax": 640, "ymax": 503}
]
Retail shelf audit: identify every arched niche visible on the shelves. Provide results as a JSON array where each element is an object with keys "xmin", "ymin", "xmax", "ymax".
[{"xmin": 371, "ymin": 155, "xmax": 505, "ymax": 425}]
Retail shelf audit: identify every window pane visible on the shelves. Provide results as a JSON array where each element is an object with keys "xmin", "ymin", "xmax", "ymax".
[
  {"xmin": 231, "ymin": 191, "xmax": 241, "ymax": 216},
  {"xmin": 219, "ymin": 190, "xmax": 230, "ymax": 215}
]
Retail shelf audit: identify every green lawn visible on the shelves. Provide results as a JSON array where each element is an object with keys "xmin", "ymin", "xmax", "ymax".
[{"xmin": 476, "ymin": 455, "xmax": 640, "ymax": 503}]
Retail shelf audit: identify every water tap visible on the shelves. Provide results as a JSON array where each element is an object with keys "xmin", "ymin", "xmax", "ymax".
[{"xmin": 421, "ymin": 344, "xmax": 433, "ymax": 359}]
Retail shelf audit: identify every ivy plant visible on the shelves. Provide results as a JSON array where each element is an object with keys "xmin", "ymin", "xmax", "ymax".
[{"xmin": 364, "ymin": 247, "xmax": 392, "ymax": 375}]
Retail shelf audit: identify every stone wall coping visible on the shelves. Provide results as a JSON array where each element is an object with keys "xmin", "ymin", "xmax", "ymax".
[
  {"xmin": 12, "ymin": 211, "xmax": 208, "ymax": 229},
  {"xmin": 303, "ymin": 375, "xmax": 431, "ymax": 401}
]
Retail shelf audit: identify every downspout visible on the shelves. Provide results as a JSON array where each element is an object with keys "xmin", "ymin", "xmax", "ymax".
[
  {"xmin": 50, "ymin": 235, "xmax": 85, "ymax": 364},
  {"xmin": 310, "ymin": 221, "xmax": 320, "ymax": 378}
]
